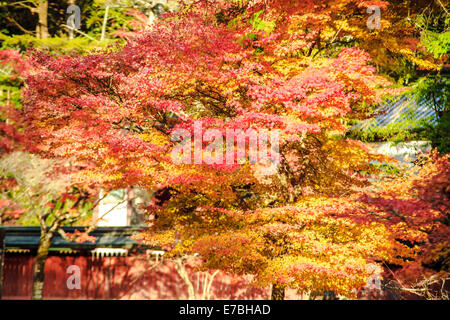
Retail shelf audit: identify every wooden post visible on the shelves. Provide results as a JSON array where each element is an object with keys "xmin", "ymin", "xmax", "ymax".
[
  {"xmin": 100, "ymin": 6, "xmax": 109, "ymax": 41},
  {"xmin": 36, "ymin": 0, "xmax": 49, "ymax": 39},
  {"xmin": 126, "ymin": 187, "xmax": 134, "ymax": 225},
  {"xmin": 0, "ymin": 228, "xmax": 5, "ymax": 299},
  {"xmin": 271, "ymin": 283, "xmax": 285, "ymax": 300}
]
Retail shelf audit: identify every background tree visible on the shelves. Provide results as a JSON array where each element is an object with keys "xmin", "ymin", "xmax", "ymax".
[
  {"xmin": 0, "ymin": 47, "xmax": 97, "ymax": 301},
  {"xmin": 360, "ymin": 152, "xmax": 449, "ymax": 299},
  {"xmin": 411, "ymin": 1, "xmax": 449, "ymax": 154},
  {"xmin": 0, "ymin": 0, "xmax": 50, "ymax": 38},
  {"xmin": 0, "ymin": 151, "xmax": 95, "ymax": 299}
]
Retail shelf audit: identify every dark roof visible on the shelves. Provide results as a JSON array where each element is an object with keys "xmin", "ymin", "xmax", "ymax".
[
  {"xmin": 353, "ymin": 94, "xmax": 439, "ymax": 132},
  {"xmin": 0, "ymin": 226, "xmax": 149, "ymax": 251}
]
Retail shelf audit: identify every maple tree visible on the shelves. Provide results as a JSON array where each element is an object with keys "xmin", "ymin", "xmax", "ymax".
[
  {"xmin": 0, "ymin": 50, "xmax": 99, "ymax": 300},
  {"xmin": 0, "ymin": 49, "xmax": 28, "ymax": 155},
  {"xmin": 0, "ymin": 151, "xmax": 97, "ymax": 299},
  {"xmin": 359, "ymin": 152, "xmax": 449, "ymax": 298},
  {"xmin": 16, "ymin": 0, "xmax": 448, "ymax": 300}
]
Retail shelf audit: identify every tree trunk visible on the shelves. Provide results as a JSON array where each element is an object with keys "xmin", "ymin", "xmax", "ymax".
[
  {"xmin": 35, "ymin": 1, "xmax": 49, "ymax": 39},
  {"xmin": 68, "ymin": 0, "xmax": 75, "ymax": 39},
  {"xmin": 126, "ymin": 187, "xmax": 134, "ymax": 225},
  {"xmin": 271, "ymin": 283, "xmax": 285, "ymax": 300},
  {"xmin": 0, "ymin": 228, "xmax": 5, "ymax": 300},
  {"xmin": 31, "ymin": 231, "xmax": 52, "ymax": 300},
  {"xmin": 100, "ymin": 6, "xmax": 109, "ymax": 41},
  {"xmin": 174, "ymin": 257, "xmax": 196, "ymax": 299}
]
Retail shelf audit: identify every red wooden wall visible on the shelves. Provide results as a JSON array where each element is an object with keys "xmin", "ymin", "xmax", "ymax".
[
  {"xmin": 2, "ymin": 255, "xmax": 276, "ymax": 300},
  {"xmin": 2, "ymin": 255, "xmax": 400, "ymax": 300}
]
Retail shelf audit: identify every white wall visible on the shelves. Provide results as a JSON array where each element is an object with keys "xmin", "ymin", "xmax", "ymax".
[
  {"xmin": 372, "ymin": 141, "xmax": 431, "ymax": 162},
  {"xmin": 96, "ymin": 189, "xmax": 128, "ymax": 226}
]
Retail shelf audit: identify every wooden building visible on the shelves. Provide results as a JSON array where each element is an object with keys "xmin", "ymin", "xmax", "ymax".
[{"xmin": 0, "ymin": 226, "xmax": 271, "ymax": 299}]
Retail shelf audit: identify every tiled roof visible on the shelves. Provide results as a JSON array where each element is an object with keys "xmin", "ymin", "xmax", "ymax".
[
  {"xmin": 353, "ymin": 94, "xmax": 439, "ymax": 131},
  {"xmin": 0, "ymin": 226, "xmax": 150, "ymax": 251}
]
